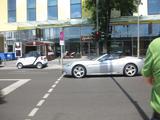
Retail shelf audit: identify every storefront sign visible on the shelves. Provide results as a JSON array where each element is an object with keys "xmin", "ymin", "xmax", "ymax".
[{"xmin": 81, "ymin": 36, "xmax": 93, "ymax": 42}]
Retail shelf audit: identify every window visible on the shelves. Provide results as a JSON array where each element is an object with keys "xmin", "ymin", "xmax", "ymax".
[
  {"xmin": 148, "ymin": 0, "xmax": 160, "ymax": 15},
  {"xmin": 48, "ymin": 0, "xmax": 58, "ymax": 20},
  {"xmin": 8, "ymin": 0, "xmax": 16, "ymax": 22},
  {"xmin": 148, "ymin": 23, "xmax": 152, "ymax": 34},
  {"xmin": 27, "ymin": 0, "xmax": 36, "ymax": 21},
  {"xmin": 71, "ymin": 0, "xmax": 81, "ymax": 19}
]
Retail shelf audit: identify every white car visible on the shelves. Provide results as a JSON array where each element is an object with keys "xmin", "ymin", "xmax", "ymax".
[
  {"xmin": 16, "ymin": 51, "xmax": 48, "ymax": 69},
  {"xmin": 63, "ymin": 53, "xmax": 144, "ymax": 78}
]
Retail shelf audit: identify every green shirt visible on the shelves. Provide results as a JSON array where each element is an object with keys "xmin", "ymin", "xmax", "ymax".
[{"xmin": 142, "ymin": 37, "xmax": 160, "ymax": 113}]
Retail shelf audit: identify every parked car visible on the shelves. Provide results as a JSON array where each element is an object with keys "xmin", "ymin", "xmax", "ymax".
[
  {"xmin": 63, "ymin": 53, "xmax": 144, "ymax": 78},
  {"xmin": 16, "ymin": 51, "xmax": 48, "ymax": 69}
]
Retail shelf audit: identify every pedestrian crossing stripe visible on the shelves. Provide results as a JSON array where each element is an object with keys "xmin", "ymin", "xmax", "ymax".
[{"xmin": 0, "ymin": 79, "xmax": 31, "ymax": 96}]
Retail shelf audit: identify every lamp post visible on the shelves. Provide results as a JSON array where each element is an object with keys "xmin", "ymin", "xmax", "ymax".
[
  {"xmin": 96, "ymin": 0, "xmax": 99, "ymax": 56},
  {"xmin": 137, "ymin": 0, "xmax": 141, "ymax": 57}
]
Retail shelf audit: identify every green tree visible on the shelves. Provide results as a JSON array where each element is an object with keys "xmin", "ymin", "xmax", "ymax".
[{"xmin": 85, "ymin": 0, "xmax": 139, "ymax": 52}]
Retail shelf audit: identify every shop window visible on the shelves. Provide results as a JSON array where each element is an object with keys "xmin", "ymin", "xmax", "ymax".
[{"xmin": 148, "ymin": 23, "xmax": 152, "ymax": 35}]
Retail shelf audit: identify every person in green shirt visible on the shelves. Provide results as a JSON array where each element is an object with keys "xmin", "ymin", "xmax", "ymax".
[{"xmin": 142, "ymin": 37, "xmax": 160, "ymax": 120}]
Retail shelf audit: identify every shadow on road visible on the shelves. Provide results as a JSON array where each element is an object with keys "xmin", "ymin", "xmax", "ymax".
[
  {"xmin": 111, "ymin": 77, "xmax": 150, "ymax": 120},
  {"xmin": 0, "ymin": 91, "xmax": 6, "ymax": 104}
]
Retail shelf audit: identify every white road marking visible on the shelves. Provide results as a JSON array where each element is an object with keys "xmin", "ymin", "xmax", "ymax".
[
  {"xmin": 25, "ymin": 73, "xmax": 65, "ymax": 120},
  {"xmin": 54, "ymin": 81, "xmax": 59, "ymax": 84},
  {"xmin": 48, "ymin": 88, "xmax": 53, "ymax": 93},
  {"xmin": 43, "ymin": 93, "xmax": 50, "ymax": 99},
  {"xmin": 52, "ymin": 84, "xmax": 56, "ymax": 88},
  {"xmin": 0, "ymin": 79, "xmax": 31, "ymax": 96},
  {"xmin": 36, "ymin": 99, "xmax": 45, "ymax": 107},
  {"xmin": 28, "ymin": 108, "xmax": 39, "ymax": 117}
]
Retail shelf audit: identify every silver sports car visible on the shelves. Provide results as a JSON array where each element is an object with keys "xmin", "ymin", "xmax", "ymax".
[{"xmin": 63, "ymin": 54, "xmax": 144, "ymax": 78}]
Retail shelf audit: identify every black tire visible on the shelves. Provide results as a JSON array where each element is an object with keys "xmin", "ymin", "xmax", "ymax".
[
  {"xmin": 72, "ymin": 65, "xmax": 86, "ymax": 78},
  {"xmin": 123, "ymin": 63, "xmax": 138, "ymax": 77},
  {"xmin": 17, "ymin": 63, "xmax": 23, "ymax": 69},
  {"xmin": 36, "ymin": 62, "xmax": 43, "ymax": 69}
]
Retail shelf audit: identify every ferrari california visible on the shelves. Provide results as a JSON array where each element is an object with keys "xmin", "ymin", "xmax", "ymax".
[{"xmin": 63, "ymin": 54, "xmax": 144, "ymax": 78}]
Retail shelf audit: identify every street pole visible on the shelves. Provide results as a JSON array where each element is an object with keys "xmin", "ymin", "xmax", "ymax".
[
  {"xmin": 60, "ymin": 28, "xmax": 64, "ymax": 69},
  {"xmin": 137, "ymin": 0, "xmax": 141, "ymax": 58},
  {"xmin": 96, "ymin": 0, "xmax": 99, "ymax": 56}
]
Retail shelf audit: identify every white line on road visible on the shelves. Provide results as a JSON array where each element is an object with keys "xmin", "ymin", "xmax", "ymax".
[
  {"xmin": 52, "ymin": 84, "xmax": 56, "ymax": 88},
  {"xmin": 36, "ymin": 99, "xmax": 45, "ymax": 107},
  {"xmin": 0, "ymin": 79, "xmax": 31, "ymax": 96},
  {"xmin": 48, "ymin": 88, "xmax": 53, "ymax": 93},
  {"xmin": 28, "ymin": 108, "xmax": 39, "ymax": 117},
  {"xmin": 54, "ymin": 81, "xmax": 59, "ymax": 85},
  {"xmin": 43, "ymin": 93, "xmax": 50, "ymax": 99},
  {"xmin": 25, "ymin": 73, "xmax": 65, "ymax": 120}
]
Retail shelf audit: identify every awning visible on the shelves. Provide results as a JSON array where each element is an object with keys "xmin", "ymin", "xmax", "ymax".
[
  {"xmin": 111, "ymin": 15, "xmax": 160, "ymax": 25},
  {"xmin": 25, "ymin": 41, "xmax": 54, "ymax": 46}
]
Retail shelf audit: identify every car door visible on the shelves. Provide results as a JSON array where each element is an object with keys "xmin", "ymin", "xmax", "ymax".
[
  {"xmin": 23, "ymin": 52, "xmax": 36, "ymax": 66},
  {"xmin": 23, "ymin": 56, "xmax": 36, "ymax": 66},
  {"xmin": 99, "ymin": 58, "xmax": 112, "ymax": 74},
  {"xmin": 96, "ymin": 54, "xmax": 113, "ymax": 74}
]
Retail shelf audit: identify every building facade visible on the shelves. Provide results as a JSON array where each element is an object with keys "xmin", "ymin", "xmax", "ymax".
[{"xmin": 0, "ymin": 0, "xmax": 160, "ymax": 58}]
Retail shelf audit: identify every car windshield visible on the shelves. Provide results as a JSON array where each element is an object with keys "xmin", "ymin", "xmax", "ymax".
[
  {"xmin": 25, "ymin": 51, "xmax": 41, "ymax": 57},
  {"xmin": 96, "ymin": 54, "xmax": 120, "ymax": 62}
]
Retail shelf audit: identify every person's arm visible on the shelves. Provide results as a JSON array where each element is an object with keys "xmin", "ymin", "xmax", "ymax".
[
  {"xmin": 143, "ymin": 77, "xmax": 154, "ymax": 85},
  {"xmin": 141, "ymin": 47, "xmax": 154, "ymax": 85}
]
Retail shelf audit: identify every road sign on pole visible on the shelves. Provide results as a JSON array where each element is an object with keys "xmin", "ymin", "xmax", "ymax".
[
  {"xmin": 60, "ymin": 31, "xmax": 64, "ymax": 45},
  {"xmin": 59, "ymin": 30, "xmax": 64, "ymax": 67}
]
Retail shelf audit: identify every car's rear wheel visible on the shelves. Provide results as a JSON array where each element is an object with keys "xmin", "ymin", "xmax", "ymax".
[
  {"xmin": 123, "ymin": 63, "xmax": 137, "ymax": 77},
  {"xmin": 17, "ymin": 63, "xmax": 23, "ymax": 69},
  {"xmin": 36, "ymin": 62, "xmax": 43, "ymax": 69},
  {"xmin": 72, "ymin": 65, "xmax": 86, "ymax": 78}
]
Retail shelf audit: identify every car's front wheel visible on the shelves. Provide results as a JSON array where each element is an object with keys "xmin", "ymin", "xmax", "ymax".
[
  {"xmin": 123, "ymin": 63, "xmax": 137, "ymax": 77},
  {"xmin": 36, "ymin": 62, "xmax": 43, "ymax": 69},
  {"xmin": 17, "ymin": 63, "xmax": 23, "ymax": 69},
  {"xmin": 72, "ymin": 65, "xmax": 86, "ymax": 78}
]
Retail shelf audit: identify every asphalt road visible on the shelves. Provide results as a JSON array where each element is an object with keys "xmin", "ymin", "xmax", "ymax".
[{"xmin": 0, "ymin": 69, "xmax": 152, "ymax": 120}]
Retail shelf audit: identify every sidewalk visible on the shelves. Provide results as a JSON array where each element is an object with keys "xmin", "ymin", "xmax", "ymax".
[{"xmin": 0, "ymin": 56, "xmax": 89, "ymax": 70}]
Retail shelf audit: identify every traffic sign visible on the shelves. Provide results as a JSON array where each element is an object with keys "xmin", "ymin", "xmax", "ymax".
[{"xmin": 60, "ymin": 31, "xmax": 64, "ymax": 45}]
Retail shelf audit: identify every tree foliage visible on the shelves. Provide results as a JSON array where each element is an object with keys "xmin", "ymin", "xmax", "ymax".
[{"xmin": 86, "ymin": 0, "xmax": 138, "ymax": 40}]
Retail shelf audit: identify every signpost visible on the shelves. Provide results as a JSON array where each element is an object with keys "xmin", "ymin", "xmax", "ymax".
[
  {"xmin": 59, "ymin": 30, "xmax": 64, "ymax": 67},
  {"xmin": 14, "ymin": 42, "xmax": 22, "ymax": 57}
]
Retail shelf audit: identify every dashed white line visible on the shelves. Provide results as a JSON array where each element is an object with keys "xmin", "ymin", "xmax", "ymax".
[
  {"xmin": 28, "ymin": 108, "xmax": 39, "ymax": 117},
  {"xmin": 43, "ymin": 93, "xmax": 50, "ymax": 99},
  {"xmin": 48, "ymin": 88, "xmax": 53, "ymax": 93},
  {"xmin": 54, "ymin": 81, "xmax": 59, "ymax": 85},
  {"xmin": 25, "ymin": 73, "xmax": 65, "ymax": 120},
  {"xmin": 52, "ymin": 84, "xmax": 56, "ymax": 88},
  {"xmin": 36, "ymin": 100, "xmax": 45, "ymax": 107}
]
